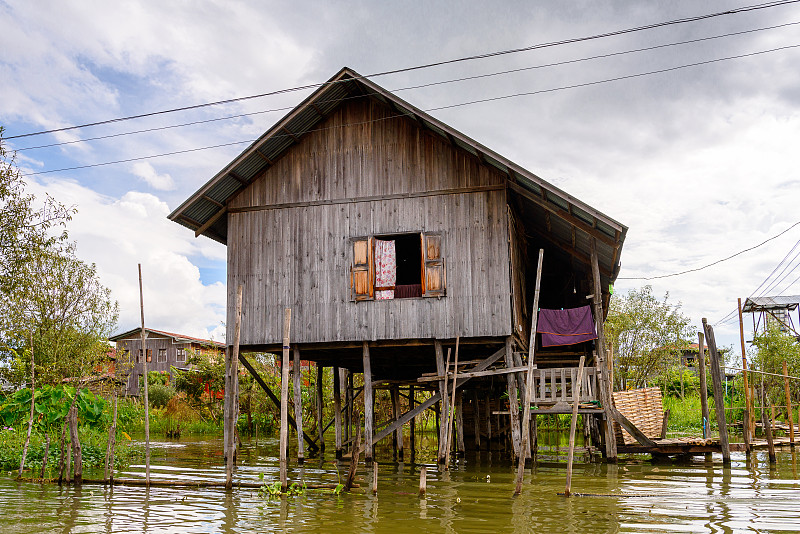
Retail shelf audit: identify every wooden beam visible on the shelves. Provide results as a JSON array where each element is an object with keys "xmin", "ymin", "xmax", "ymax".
[
  {"xmin": 362, "ymin": 341, "xmax": 374, "ymax": 462},
  {"xmin": 702, "ymin": 319, "xmax": 731, "ymax": 464},
  {"xmin": 202, "ymin": 194, "xmax": 224, "ymax": 209},
  {"xmin": 372, "ymin": 346, "xmax": 508, "ymax": 445},
  {"xmin": 281, "ymin": 126, "xmax": 300, "ymax": 143},
  {"xmin": 253, "ymin": 150, "xmax": 274, "ymax": 165},
  {"xmin": 193, "ymin": 206, "xmax": 228, "ymax": 238},
  {"xmin": 228, "ymin": 171, "xmax": 249, "ymax": 186},
  {"xmin": 608, "ymin": 407, "xmax": 657, "ymax": 448},
  {"xmin": 417, "ymin": 365, "xmax": 528, "ymax": 382},
  {"xmin": 238, "ymin": 353, "xmax": 319, "ymax": 453},
  {"xmin": 508, "ymin": 180, "xmax": 618, "ymax": 248}
]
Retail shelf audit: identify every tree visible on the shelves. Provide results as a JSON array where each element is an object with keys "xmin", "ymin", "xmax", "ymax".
[
  {"xmin": 0, "ymin": 131, "xmax": 117, "ymax": 385},
  {"xmin": 605, "ymin": 285, "xmax": 693, "ymax": 391}
]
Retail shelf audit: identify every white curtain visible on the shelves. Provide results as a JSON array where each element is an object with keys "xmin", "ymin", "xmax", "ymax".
[{"xmin": 374, "ymin": 239, "xmax": 396, "ymax": 300}]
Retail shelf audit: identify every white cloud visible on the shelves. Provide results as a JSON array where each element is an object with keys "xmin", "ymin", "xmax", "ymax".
[
  {"xmin": 131, "ymin": 162, "xmax": 175, "ymax": 191},
  {"xmin": 23, "ymin": 176, "xmax": 226, "ymax": 342}
]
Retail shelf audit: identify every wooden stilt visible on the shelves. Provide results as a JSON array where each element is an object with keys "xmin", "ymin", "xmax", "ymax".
[
  {"xmin": 455, "ymin": 391, "xmax": 465, "ymax": 455},
  {"xmin": 293, "ymin": 346, "xmax": 305, "ymax": 464},
  {"xmin": 784, "ymin": 361, "xmax": 795, "ymax": 446},
  {"xmin": 485, "ymin": 395, "xmax": 492, "ymax": 446},
  {"xmin": 316, "ymin": 364, "xmax": 325, "ymax": 452},
  {"xmin": 419, "ymin": 465, "xmax": 427, "ymax": 496},
  {"xmin": 702, "ymin": 319, "xmax": 731, "ymax": 465},
  {"xmin": 409, "ymin": 385, "xmax": 416, "ymax": 457},
  {"xmin": 334, "ymin": 366, "xmax": 343, "ymax": 458},
  {"xmin": 69, "ymin": 406, "xmax": 82, "ymax": 483},
  {"xmin": 504, "ymin": 337, "xmax": 522, "ymax": 460},
  {"xmin": 565, "ymin": 356, "xmax": 586, "ymax": 497},
  {"xmin": 697, "ymin": 332, "xmax": 711, "ymax": 441},
  {"xmin": 764, "ymin": 399, "xmax": 777, "ymax": 464},
  {"xmin": 372, "ymin": 461, "xmax": 379, "ymax": 495},
  {"xmin": 434, "ymin": 340, "xmax": 450, "ymax": 464},
  {"xmin": 362, "ymin": 341, "xmax": 374, "ymax": 463},
  {"xmin": 590, "ymin": 240, "xmax": 617, "ymax": 463},
  {"xmin": 344, "ymin": 417, "xmax": 360, "ymax": 492},
  {"xmin": 512, "ymin": 349, "xmax": 531, "ymax": 459},
  {"xmin": 473, "ymin": 390, "xmax": 481, "ymax": 450},
  {"xmin": 346, "ymin": 371, "xmax": 353, "ymax": 451},
  {"xmin": 225, "ymin": 285, "xmax": 243, "ymax": 489},
  {"xmin": 280, "ymin": 308, "xmax": 291, "ymax": 492},
  {"xmin": 444, "ymin": 338, "xmax": 460, "ymax": 468},
  {"xmin": 531, "ymin": 415, "xmax": 538, "ymax": 456},
  {"xmin": 515, "ymin": 248, "xmax": 544, "ymax": 495},
  {"xmin": 138, "ymin": 264, "xmax": 151, "ymax": 486},
  {"xmin": 391, "ymin": 386, "xmax": 403, "ymax": 460}
]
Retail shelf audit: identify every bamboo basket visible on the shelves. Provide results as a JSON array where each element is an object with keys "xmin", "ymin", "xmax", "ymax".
[{"xmin": 611, "ymin": 387, "xmax": 664, "ymax": 445}]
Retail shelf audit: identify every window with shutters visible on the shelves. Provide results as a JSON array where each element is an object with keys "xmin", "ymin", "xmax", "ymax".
[
  {"xmin": 157, "ymin": 348, "xmax": 167, "ymax": 363},
  {"xmin": 176, "ymin": 348, "xmax": 187, "ymax": 362},
  {"xmin": 350, "ymin": 232, "xmax": 445, "ymax": 301}
]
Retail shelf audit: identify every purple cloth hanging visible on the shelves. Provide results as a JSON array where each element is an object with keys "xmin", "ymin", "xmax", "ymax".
[{"xmin": 536, "ymin": 305, "xmax": 598, "ymax": 347}]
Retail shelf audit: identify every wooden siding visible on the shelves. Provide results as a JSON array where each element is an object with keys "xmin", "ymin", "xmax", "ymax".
[
  {"xmin": 226, "ymin": 97, "xmax": 513, "ymax": 346},
  {"xmin": 115, "ymin": 334, "xmax": 195, "ymax": 396}
]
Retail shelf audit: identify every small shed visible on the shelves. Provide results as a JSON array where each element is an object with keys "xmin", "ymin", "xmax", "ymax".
[{"xmin": 169, "ymin": 67, "xmax": 628, "ymax": 462}]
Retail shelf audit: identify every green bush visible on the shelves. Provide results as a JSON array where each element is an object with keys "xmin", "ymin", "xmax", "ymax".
[{"xmin": 147, "ymin": 384, "xmax": 176, "ymax": 408}]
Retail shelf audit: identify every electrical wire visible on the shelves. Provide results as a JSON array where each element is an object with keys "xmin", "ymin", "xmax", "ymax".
[
  {"xmin": 14, "ymin": 20, "xmax": 800, "ymax": 153},
  {"xmin": 619, "ymin": 222, "xmax": 800, "ymax": 281},
  {"xmin": 5, "ymin": 0, "xmax": 800, "ymax": 140},
  {"xmin": 21, "ymin": 42, "xmax": 800, "ymax": 177}
]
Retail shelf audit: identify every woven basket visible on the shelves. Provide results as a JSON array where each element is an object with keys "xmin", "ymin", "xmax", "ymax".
[{"xmin": 611, "ymin": 387, "xmax": 663, "ymax": 445}]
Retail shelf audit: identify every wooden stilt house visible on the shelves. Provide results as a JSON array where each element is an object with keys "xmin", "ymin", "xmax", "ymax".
[{"xmin": 169, "ymin": 67, "xmax": 627, "ymax": 462}]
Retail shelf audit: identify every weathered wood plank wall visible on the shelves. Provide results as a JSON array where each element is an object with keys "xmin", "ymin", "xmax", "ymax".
[{"xmin": 226, "ymin": 97, "xmax": 512, "ymax": 346}]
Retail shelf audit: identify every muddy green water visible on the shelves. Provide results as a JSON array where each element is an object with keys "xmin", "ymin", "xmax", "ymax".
[{"xmin": 1, "ymin": 434, "xmax": 799, "ymax": 533}]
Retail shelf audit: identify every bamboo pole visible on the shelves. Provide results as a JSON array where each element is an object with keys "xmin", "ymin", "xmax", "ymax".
[
  {"xmin": 565, "ymin": 356, "xmax": 586, "ymax": 497},
  {"xmin": 738, "ymin": 298, "xmax": 754, "ymax": 442},
  {"xmin": 784, "ymin": 361, "xmax": 795, "ymax": 445},
  {"xmin": 514, "ymin": 248, "xmax": 544, "ymax": 496},
  {"xmin": 19, "ymin": 332, "xmax": 35, "ymax": 477},
  {"xmin": 138, "ymin": 264, "xmax": 150, "ymax": 486},
  {"xmin": 280, "ymin": 308, "xmax": 291, "ymax": 492},
  {"xmin": 225, "ymin": 285, "xmax": 243, "ymax": 489},
  {"xmin": 697, "ymin": 332, "xmax": 711, "ymax": 440},
  {"xmin": 444, "ymin": 337, "xmax": 460, "ymax": 468}
]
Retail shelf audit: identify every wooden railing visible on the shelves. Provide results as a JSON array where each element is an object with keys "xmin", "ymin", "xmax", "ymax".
[{"xmin": 530, "ymin": 367, "xmax": 598, "ymax": 405}]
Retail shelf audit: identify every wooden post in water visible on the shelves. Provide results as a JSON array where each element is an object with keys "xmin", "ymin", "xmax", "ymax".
[
  {"xmin": 225, "ymin": 285, "xmax": 243, "ymax": 489},
  {"xmin": 514, "ymin": 248, "xmax": 544, "ymax": 496},
  {"xmin": 444, "ymin": 337, "xmax": 460, "ymax": 468},
  {"xmin": 293, "ymin": 346, "xmax": 305, "ymax": 464},
  {"xmin": 763, "ymin": 399, "xmax": 777, "ymax": 464},
  {"xmin": 565, "ymin": 356, "xmax": 586, "ymax": 497},
  {"xmin": 473, "ymin": 390, "xmax": 481, "ymax": 450},
  {"xmin": 316, "ymin": 364, "xmax": 325, "ymax": 452},
  {"xmin": 702, "ymin": 319, "xmax": 731, "ymax": 465},
  {"xmin": 409, "ymin": 385, "xmax": 416, "ymax": 456},
  {"xmin": 504, "ymin": 337, "xmax": 522, "ymax": 460},
  {"xmin": 590, "ymin": 240, "xmax": 617, "ymax": 463},
  {"xmin": 362, "ymin": 341, "xmax": 374, "ymax": 463},
  {"xmin": 19, "ymin": 331, "xmax": 35, "ymax": 478},
  {"xmin": 738, "ymin": 298, "xmax": 755, "ymax": 443},
  {"xmin": 418, "ymin": 465, "xmax": 427, "ymax": 496},
  {"xmin": 434, "ymin": 340, "xmax": 450, "ymax": 464},
  {"xmin": 784, "ymin": 361, "xmax": 795, "ymax": 446},
  {"xmin": 697, "ymin": 332, "xmax": 711, "ymax": 440},
  {"xmin": 334, "ymin": 366, "xmax": 343, "ymax": 459},
  {"xmin": 344, "ymin": 417, "xmax": 361, "ymax": 492},
  {"xmin": 391, "ymin": 386, "xmax": 403, "ymax": 460},
  {"xmin": 372, "ymin": 461, "xmax": 379, "ymax": 495},
  {"xmin": 280, "ymin": 308, "xmax": 292, "ymax": 492},
  {"xmin": 138, "ymin": 264, "xmax": 150, "ymax": 486}
]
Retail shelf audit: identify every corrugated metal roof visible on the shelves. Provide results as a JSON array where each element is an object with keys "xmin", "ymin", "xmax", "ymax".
[
  {"xmin": 743, "ymin": 296, "xmax": 800, "ymax": 312},
  {"xmin": 168, "ymin": 66, "xmax": 628, "ymax": 278}
]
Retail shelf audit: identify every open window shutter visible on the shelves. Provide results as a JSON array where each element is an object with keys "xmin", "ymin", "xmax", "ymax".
[
  {"xmin": 350, "ymin": 237, "xmax": 374, "ymax": 301},
  {"xmin": 422, "ymin": 232, "xmax": 445, "ymax": 297}
]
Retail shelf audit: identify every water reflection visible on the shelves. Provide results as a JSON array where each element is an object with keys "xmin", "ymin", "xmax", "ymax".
[{"xmin": 1, "ymin": 436, "xmax": 800, "ymax": 533}]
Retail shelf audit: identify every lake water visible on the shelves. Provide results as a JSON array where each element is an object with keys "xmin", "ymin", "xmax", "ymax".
[{"xmin": 1, "ymin": 434, "xmax": 799, "ymax": 533}]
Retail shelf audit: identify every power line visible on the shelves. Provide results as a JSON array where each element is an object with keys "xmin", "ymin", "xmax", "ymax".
[
  {"xmin": 6, "ymin": 0, "xmax": 799, "ymax": 140},
  {"xmin": 620, "ymin": 221, "xmax": 800, "ymax": 281},
  {"xmin": 15, "ymin": 20, "xmax": 800, "ymax": 153},
  {"xmin": 23, "ymin": 42, "xmax": 800, "ymax": 177}
]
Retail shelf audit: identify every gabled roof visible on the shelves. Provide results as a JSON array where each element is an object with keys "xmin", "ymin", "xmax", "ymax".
[
  {"xmin": 169, "ymin": 67, "xmax": 627, "ymax": 280},
  {"xmin": 109, "ymin": 327, "xmax": 225, "ymax": 348}
]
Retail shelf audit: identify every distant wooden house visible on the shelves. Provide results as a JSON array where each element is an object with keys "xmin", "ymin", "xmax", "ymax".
[
  {"xmin": 169, "ymin": 67, "xmax": 628, "ymax": 462},
  {"xmin": 109, "ymin": 328, "xmax": 224, "ymax": 396}
]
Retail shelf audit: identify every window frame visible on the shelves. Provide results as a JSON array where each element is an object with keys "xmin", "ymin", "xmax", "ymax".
[{"xmin": 157, "ymin": 348, "xmax": 167, "ymax": 363}]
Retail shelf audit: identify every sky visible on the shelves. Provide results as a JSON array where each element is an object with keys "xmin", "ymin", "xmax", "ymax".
[{"xmin": 1, "ymin": 0, "xmax": 800, "ymax": 353}]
